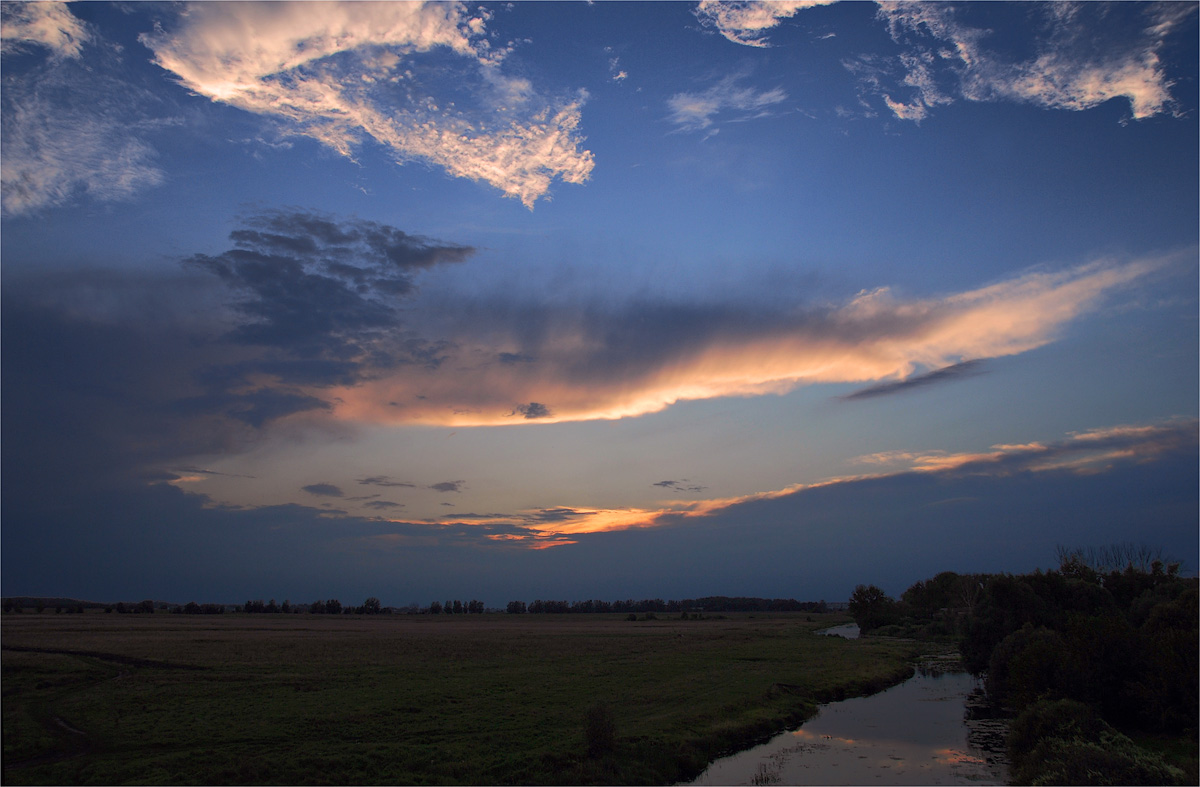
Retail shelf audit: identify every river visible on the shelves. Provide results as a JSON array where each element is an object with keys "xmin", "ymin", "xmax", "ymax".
[{"xmin": 688, "ymin": 626, "xmax": 1009, "ymax": 786}]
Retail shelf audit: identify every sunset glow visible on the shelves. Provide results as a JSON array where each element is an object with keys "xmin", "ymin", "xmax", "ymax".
[{"xmin": 3, "ymin": 1, "xmax": 1195, "ymax": 605}]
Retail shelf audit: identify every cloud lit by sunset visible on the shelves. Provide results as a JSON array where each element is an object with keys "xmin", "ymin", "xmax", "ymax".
[{"xmin": 3, "ymin": 1, "xmax": 1195, "ymax": 606}]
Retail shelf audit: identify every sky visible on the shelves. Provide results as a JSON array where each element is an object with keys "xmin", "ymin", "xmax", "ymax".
[{"xmin": 2, "ymin": 0, "xmax": 1197, "ymax": 607}]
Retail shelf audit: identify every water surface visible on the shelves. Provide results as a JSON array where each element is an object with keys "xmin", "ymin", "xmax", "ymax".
[{"xmin": 689, "ymin": 667, "xmax": 1007, "ymax": 786}]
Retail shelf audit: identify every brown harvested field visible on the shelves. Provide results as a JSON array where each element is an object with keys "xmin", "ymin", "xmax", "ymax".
[{"xmin": 2, "ymin": 611, "xmax": 923, "ymax": 784}]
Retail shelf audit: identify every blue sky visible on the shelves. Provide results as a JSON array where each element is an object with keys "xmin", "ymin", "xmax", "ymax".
[{"xmin": 3, "ymin": 1, "xmax": 1197, "ymax": 606}]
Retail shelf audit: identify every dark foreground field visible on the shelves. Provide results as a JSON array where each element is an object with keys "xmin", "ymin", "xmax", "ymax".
[{"xmin": 2, "ymin": 611, "xmax": 922, "ymax": 785}]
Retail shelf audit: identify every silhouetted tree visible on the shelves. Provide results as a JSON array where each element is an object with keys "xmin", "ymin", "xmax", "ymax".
[{"xmin": 848, "ymin": 584, "xmax": 899, "ymax": 633}]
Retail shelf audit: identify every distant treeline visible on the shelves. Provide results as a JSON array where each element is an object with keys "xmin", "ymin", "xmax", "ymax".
[
  {"xmin": 503, "ymin": 597, "xmax": 830, "ymax": 614},
  {"xmin": 3, "ymin": 595, "xmax": 834, "ymax": 617}
]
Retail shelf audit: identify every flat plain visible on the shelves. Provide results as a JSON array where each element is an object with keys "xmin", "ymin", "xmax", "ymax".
[{"xmin": 2, "ymin": 611, "xmax": 922, "ymax": 785}]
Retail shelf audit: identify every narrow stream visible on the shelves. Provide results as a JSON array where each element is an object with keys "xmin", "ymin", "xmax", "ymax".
[{"xmin": 689, "ymin": 627, "xmax": 1008, "ymax": 786}]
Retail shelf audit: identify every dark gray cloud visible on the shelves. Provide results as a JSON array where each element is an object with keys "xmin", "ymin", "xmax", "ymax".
[
  {"xmin": 523, "ymin": 507, "xmax": 584, "ymax": 523},
  {"xmin": 186, "ymin": 216, "xmax": 467, "ymax": 372},
  {"xmin": 0, "ymin": 210, "xmax": 473, "ymax": 522},
  {"xmin": 364, "ymin": 500, "xmax": 403, "ymax": 510},
  {"xmin": 839, "ymin": 360, "xmax": 987, "ymax": 401},
  {"xmin": 358, "ymin": 476, "xmax": 417, "ymax": 488},
  {"xmin": 231, "ymin": 209, "xmax": 475, "ymax": 271},
  {"xmin": 174, "ymin": 466, "xmax": 256, "ymax": 479},
  {"xmin": 653, "ymin": 479, "xmax": 708, "ymax": 493},
  {"xmin": 430, "ymin": 481, "xmax": 466, "ymax": 493},
  {"xmin": 302, "ymin": 483, "xmax": 344, "ymax": 497},
  {"xmin": 512, "ymin": 402, "xmax": 552, "ymax": 419}
]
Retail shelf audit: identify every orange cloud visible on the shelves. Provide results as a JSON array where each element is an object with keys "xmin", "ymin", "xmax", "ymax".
[
  {"xmin": 406, "ymin": 418, "xmax": 1196, "ymax": 546},
  {"xmin": 319, "ymin": 258, "xmax": 1157, "ymax": 427}
]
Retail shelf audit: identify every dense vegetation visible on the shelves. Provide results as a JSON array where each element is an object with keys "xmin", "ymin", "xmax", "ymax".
[{"xmin": 848, "ymin": 544, "xmax": 1198, "ymax": 786}]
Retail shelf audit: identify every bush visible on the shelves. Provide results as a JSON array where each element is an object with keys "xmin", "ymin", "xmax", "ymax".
[
  {"xmin": 986, "ymin": 625, "xmax": 1076, "ymax": 711},
  {"xmin": 1009, "ymin": 699, "xmax": 1185, "ymax": 785}
]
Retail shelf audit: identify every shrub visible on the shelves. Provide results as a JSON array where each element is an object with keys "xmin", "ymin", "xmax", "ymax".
[
  {"xmin": 986, "ymin": 625, "xmax": 1076, "ymax": 711},
  {"xmin": 1009, "ymin": 699, "xmax": 1185, "ymax": 785}
]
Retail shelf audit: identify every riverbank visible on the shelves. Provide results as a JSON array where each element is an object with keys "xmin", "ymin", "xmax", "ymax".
[{"xmin": 3, "ymin": 611, "xmax": 927, "ymax": 785}]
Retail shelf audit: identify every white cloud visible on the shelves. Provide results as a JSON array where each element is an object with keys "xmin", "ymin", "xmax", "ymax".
[
  {"xmin": 1, "ymin": 86, "xmax": 165, "ymax": 216},
  {"xmin": 872, "ymin": 1, "xmax": 1190, "ymax": 122},
  {"xmin": 1, "ymin": 6, "xmax": 165, "ymax": 217},
  {"xmin": 667, "ymin": 73, "xmax": 787, "ymax": 131},
  {"xmin": 693, "ymin": 0, "xmax": 838, "ymax": 48},
  {"xmin": 142, "ymin": 1, "xmax": 594, "ymax": 207},
  {"xmin": 0, "ymin": 2, "xmax": 90, "ymax": 60}
]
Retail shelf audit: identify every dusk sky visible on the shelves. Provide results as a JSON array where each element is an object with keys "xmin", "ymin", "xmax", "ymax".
[{"xmin": 3, "ymin": 0, "xmax": 1197, "ymax": 607}]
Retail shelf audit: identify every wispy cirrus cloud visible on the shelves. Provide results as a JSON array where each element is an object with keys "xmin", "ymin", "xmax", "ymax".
[
  {"xmin": 142, "ymin": 2, "xmax": 594, "ymax": 207},
  {"xmin": 866, "ymin": 1, "xmax": 1192, "ymax": 122},
  {"xmin": 853, "ymin": 419, "xmax": 1198, "ymax": 476},
  {"xmin": 667, "ymin": 72, "xmax": 787, "ymax": 132},
  {"xmin": 693, "ymin": 0, "xmax": 838, "ymax": 48},
  {"xmin": 1, "ymin": 4, "xmax": 166, "ymax": 216}
]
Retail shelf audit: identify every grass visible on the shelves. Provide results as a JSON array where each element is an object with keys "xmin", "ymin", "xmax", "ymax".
[{"xmin": 2, "ymin": 611, "xmax": 923, "ymax": 785}]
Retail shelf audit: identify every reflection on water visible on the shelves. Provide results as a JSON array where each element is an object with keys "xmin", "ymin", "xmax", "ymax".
[{"xmin": 689, "ymin": 668, "xmax": 1008, "ymax": 786}]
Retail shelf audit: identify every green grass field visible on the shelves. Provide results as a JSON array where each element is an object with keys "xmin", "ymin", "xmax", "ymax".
[{"xmin": 2, "ymin": 612, "xmax": 924, "ymax": 785}]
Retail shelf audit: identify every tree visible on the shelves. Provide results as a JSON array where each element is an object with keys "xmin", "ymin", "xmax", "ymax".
[
  {"xmin": 848, "ymin": 584, "xmax": 899, "ymax": 633},
  {"xmin": 429, "ymin": 601, "xmax": 442, "ymax": 614},
  {"xmin": 362, "ymin": 597, "xmax": 382, "ymax": 614},
  {"xmin": 326, "ymin": 598, "xmax": 342, "ymax": 615}
]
